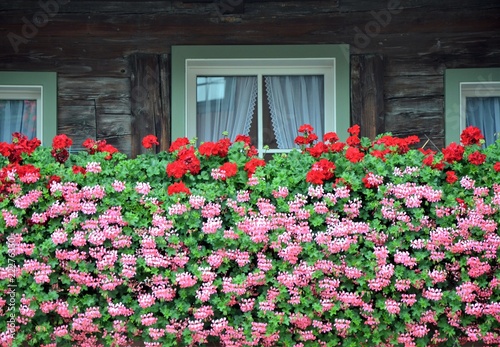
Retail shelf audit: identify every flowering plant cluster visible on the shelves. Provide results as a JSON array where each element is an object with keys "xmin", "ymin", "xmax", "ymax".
[{"xmin": 0, "ymin": 125, "xmax": 499, "ymax": 347}]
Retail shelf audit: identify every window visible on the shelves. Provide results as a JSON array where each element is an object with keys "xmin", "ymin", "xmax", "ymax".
[
  {"xmin": 0, "ymin": 72, "xmax": 57, "ymax": 145},
  {"xmin": 445, "ymin": 68, "xmax": 500, "ymax": 146},
  {"xmin": 172, "ymin": 45, "xmax": 350, "ymax": 156}
]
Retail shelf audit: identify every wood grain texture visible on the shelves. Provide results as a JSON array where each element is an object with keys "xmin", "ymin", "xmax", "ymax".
[
  {"xmin": 351, "ymin": 54, "xmax": 385, "ymax": 140},
  {"xmin": 129, "ymin": 53, "xmax": 169, "ymax": 156},
  {"xmin": 0, "ymin": 0, "xmax": 498, "ymax": 154}
]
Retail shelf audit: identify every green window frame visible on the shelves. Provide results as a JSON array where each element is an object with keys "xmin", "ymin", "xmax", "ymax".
[
  {"xmin": 444, "ymin": 67, "xmax": 500, "ymax": 145},
  {"xmin": 171, "ymin": 44, "xmax": 350, "ymax": 146},
  {"xmin": 0, "ymin": 71, "xmax": 57, "ymax": 146}
]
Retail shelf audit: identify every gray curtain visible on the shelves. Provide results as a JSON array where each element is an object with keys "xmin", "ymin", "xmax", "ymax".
[
  {"xmin": 466, "ymin": 96, "xmax": 500, "ymax": 146},
  {"xmin": 0, "ymin": 100, "xmax": 37, "ymax": 142},
  {"xmin": 196, "ymin": 76, "xmax": 257, "ymax": 143},
  {"xmin": 265, "ymin": 75, "xmax": 324, "ymax": 149}
]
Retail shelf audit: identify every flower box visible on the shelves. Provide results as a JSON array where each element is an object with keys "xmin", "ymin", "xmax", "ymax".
[{"xmin": 1, "ymin": 126, "xmax": 499, "ymax": 346}]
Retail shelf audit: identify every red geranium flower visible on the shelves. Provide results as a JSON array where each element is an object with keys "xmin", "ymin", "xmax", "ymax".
[
  {"xmin": 246, "ymin": 145, "xmax": 258, "ymax": 158},
  {"xmin": 330, "ymin": 142, "xmax": 346, "ymax": 153},
  {"xmin": 177, "ymin": 148, "xmax": 201, "ymax": 175},
  {"xmin": 422, "ymin": 153, "xmax": 434, "ymax": 167},
  {"xmin": 294, "ymin": 133, "xmax": 318, "ymax": 146},
  {"xmin": 494, "ymin": 162, "xmax": 500, "ymax": 172},
  {"xmin": 234, "ymin": 135, "xmax": 252, "ymax": 146},
  {"xmin": 345, "ymin": 147, "xmax": 365, "ymax": 163},
  {"xmin": 298, "ymin": 124, "xmax": 314, "ymax": 133},
  {"xmin": 295, "ymin": 124, "xmax": 318, "ymax": 146},
  {"xmin": 199, "ymin": 142, "xmax": 218, "ymax": 157},
  {"xmin": 346, "ymin": 135, "xmax": 360, "ymax": 147},
  {"xmin": 306, "ymin": 169, "xmax": 325, "ymax": 185},
  {"xmin": 72, "ymin": 165, "xmax": 86, "ymax": 175},
  {"xmin": 142, "ymin": 134, "xmax": 159, "ymax": 149},
  {"xmin": 460, "ymin": 126, "xmax": 484, "ymax": 146},
  {"xmin": 0, "ymin": 142, "xmax": 11, "ymax": 158},
  {"xmin": 347, "ymin": 124, "xmax": 360, "ymax": 136},
  {"xmin": 167, "ymin": 181, "xmax": 191, "ymax": 196},
  {"xmin": 234, "ymin": 135, "xmax": 257, "ymax": 156},
  {"xmin": 52, "ymin": 134, "xmax": 73, "ymax": 150},
  {"xmin": 306, "ymin": 159, "xmax": 335, "ymax": 185},
  {"xmin": 294, "ymin": 135, "xmax": 308, "ymax": 146},
  {"xmin": 1, "ymin": 133, "xmax": 40, "ymax": 164},
  {"xmin": 370, "ymin": 148, "xmax": 392, "ymax": 161},
  {"xmin": 375, "ymin": 135, "xmax": 420, "ymax": 154},
  {"xmin": 82, "ymin": 138, "xmax": 118, "ymax": 159},
  {"xmin": 169, "ymin": 137, "xmax": 190, "ymax": 152},
  {"xmin": 244, "ymin": 158, "xmax": 266, "ymax": 177},
  {"xmin": 419, "ymin": 148, "xmax": 435, "ymax": 156},
  {"xmin": 166, "ymin": 160, "xmax": 188, "ymax": 179},
  {"xmin": 167, "ymin": 147, "xmax": 201, "ymax": 179},
  {"xmin": 98, "ymin": 142, "xmax": 119, "ymax": 160},
  {"xmin": 16, "ymin": 164, "xmax": 40, "ymax": 183},
  {"xmin": 323, "ymin": 132, "xmax": 339, "ymax": 143},
  {"xmin": 306, "ymin": 142, "xmax": 328, "ymax": 158},
  {"xmin": 420, "ymin": 149, "xmax": 438, "ymax": 168},
  {"xmin": 468, "ymin": 151, "xmax": 486, "ymax": 165},
  {"xmin": 215, "ymin": 138, "xmax": 231, "ymax": 157},
  {"xmin": 219, "ymin": 162, "xmax": 238, "ymax": 179},
  {"xmin": 445, "ymin": 170, "xmax": 458, "ymax": 184},
  {"xmin": 51, "ymin": 134, "xmax": 73, "ymax": 163},
  {"xmin": 362, "ymin": 173, "xmax": 373, "ymax": 188},
  {"xmin": 51, "ymin": 148, "xmax": 70, "ymax": 164},
  {"xmin": 83, "ymin": 138, "xmax": 98, "ymax": 154},
  {"xmin": 433, "ymin": 161, "xmax": 445, "ymax": 171},
  {"xmin": 442, "ymin": 143, "xmax": 464, "ymax": 164}
]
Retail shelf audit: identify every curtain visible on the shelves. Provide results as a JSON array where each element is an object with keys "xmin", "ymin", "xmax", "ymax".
[
  {"xmin": 196, "ymin": 76, "xmax": 258, "ymax": 143},
  {"xmin": 0, "ymin": 100, "xmax": 37, "ymax": 142},
  {"xmin": 466, "ymin": 97, "xmax": 500, "ymax": 146},
  {"xmin": 265, "ymin": 75, "xmax": 324, "ymax": 149}
]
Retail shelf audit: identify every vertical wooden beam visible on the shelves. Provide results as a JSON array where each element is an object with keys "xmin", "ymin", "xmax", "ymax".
[
  {"xmin": 129, "ymin": 53, "xmax": 169, "ymax": 157},
  {"xmin": 158, "ymin": 54, "xmax": 171, "ymax": 152},
  {"xmin": 351, "ymin": 54, "xmax": 385, "ymax": 139}
]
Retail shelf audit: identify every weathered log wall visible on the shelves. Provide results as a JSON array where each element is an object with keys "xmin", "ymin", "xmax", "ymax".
[{"xmin": 0, "ymin": 0, "xmax": 499, "ymax": 156}]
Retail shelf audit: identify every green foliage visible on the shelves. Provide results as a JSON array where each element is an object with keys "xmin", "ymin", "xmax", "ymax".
[{"xmin": 0, "ymin": 129, "xmax": 499, "ymax": 346}]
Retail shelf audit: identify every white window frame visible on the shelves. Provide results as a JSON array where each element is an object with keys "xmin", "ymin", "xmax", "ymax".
[
  {"xmin": 0, "ymin": 72, "xmax": 57, "ymax": 146},
  {"xmin": 186, "ymin": 58, "xmax": 335, "ymax": 155},
  {"xmin": 0, "ymin": 86, "xmax": 43, "ymax": 141},
  {"xmin": 445, "ymin": 68, "xmax": 500, "ymax": 144},
  {"xmin": 460, "ymin": 82, "xmax": 500, "ymax": 131},
  {"xmin": 171, "ymin": 45, "xmax": 350, "ymax": 149}
]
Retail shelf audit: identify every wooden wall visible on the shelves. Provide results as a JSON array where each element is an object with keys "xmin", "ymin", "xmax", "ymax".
[{"xmin": 1, "ymin": 0, "xmax": 499, "ymax": 156}]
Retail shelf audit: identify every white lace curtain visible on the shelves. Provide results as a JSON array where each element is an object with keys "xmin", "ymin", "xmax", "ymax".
[
  {"xmin": 265, "ymin": 75, "xmax": 324, "ymax": 149},
  {"xmin": 196, "ymin": 75, "xmax": 324, "ymax": 148},
  {"xmin": 0, "ymin": 100, "xmax": 37, "ymax": 142},
  {"xmin": 196, "ymin": 76, "xmax": 258, "ymax": 143},
  {"xmin": 466, "ymin": 96, "xmax": 500, "ymax": 146}
]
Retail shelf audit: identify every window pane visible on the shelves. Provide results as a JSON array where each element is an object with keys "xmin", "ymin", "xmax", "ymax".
[
  {"xmin": 194, "ymin": 74, "xmax": 325, "ymax": 153},
  {"xmin": 466, "ymin": 96, "xmax": 500, "ymax": 146},
  {"xmin": 197, "ymin": 77, "xmax": 226, "ymax": 102},
  {"xmin": 0, "ymin": 100, "xmax": 37, "ymax": 142},
  {"xmin": 265, "ymin": 75, "xmax": 324, "ymax": 149},
  {"xmin": 196, "ymin": 76, "xmax": 257, "ymax": 143}
]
